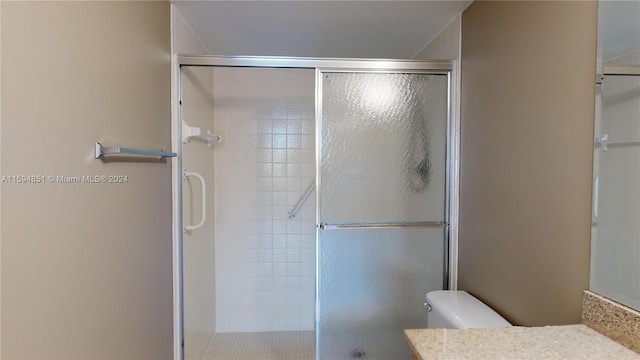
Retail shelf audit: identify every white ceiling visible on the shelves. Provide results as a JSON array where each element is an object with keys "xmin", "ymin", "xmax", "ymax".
[{"xmin": 172, "ymin": 0, "xmax": 472, "ymax": 59}]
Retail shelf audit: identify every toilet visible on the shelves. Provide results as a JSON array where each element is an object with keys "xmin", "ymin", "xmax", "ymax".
[{"xmin": 425, "ymin": 290, "xmax": 512, "ymax": 329}]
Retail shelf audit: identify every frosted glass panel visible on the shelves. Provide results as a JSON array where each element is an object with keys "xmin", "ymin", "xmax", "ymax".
[
  {"xmin": 317, "ymin": 72, "xmax": 448, "ymax": 359},
  {"xmin": 320, "ymin": 73, "xmax": 448, "ymax": 223},
  {"xmin": 318, "ymin": 228, "xmax": 444, "ymax": 359},
  {"xmin": 591, "ymin": 74, "xmax": 640, "ymax": 311}
]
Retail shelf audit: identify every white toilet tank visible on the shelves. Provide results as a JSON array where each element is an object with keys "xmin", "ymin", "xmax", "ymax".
[{"xmin": 426, "ymin": 290, "xmax": 512, "ymax": 329}]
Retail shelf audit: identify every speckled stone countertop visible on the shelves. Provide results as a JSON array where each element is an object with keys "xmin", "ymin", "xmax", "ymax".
[
  {"xmin": 405, "ymin": 325, "xmax": 640, "ymax": 359},
  {"xmin": 582, "ymin": 290, "xmax": 640, "ymax": 353}
]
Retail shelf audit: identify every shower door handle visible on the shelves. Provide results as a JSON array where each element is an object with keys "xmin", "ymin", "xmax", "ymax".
[
  {"xmin": 184, "ymin": 171, "xmax": 206, "ymax": 232},
  {"xmin": 592, "ymin": 176, "xmax": 598, "ymax": 225}
]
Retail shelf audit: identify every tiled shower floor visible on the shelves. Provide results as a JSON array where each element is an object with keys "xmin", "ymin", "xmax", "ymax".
[{"xmin": 204, "ymin": 331, "xmax": 314, "ymax": 360}]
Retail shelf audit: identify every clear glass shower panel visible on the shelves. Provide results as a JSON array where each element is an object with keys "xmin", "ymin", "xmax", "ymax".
[
  {"xmin": 181, "ymin": 66, "xmax": 217, "ymax": 360},
  {"xmin": 320, "ymin": 73, "xmax": 448, "ymax": 223},
  {"xmin": 318, "ymin": 228, "xmax": 444, "ymax": 360},
  {"xmin": 591, "ymin": 74, "xmax": 640, "ymax": 311}
]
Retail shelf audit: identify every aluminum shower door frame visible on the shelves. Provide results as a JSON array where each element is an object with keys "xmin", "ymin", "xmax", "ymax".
[{"xmin": 171, "ymin": 55, "xmax": 460, "ymax": 360}]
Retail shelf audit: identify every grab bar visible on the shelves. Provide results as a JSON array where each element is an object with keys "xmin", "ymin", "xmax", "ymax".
[
  {"xmin": 595, "ymin": 134, "xmax": 640, "ymax": 151},
  {"xmin": 592, "ymin": 176, "xmax": 598, "ymax": 226},
  {"xmin": 318, "ymin": 222, "xmax": 448, "ymax": 230},
  {"xmin": 95, "ymin": 142, "xmax": 176, "ymax": 160},
  {"xmin": 184, "ymin": 171, "xmax": 206, "ymax": 232},
  {"xmin": 288, "ymin": 180, "xmax": 315, "ymax": 219}
]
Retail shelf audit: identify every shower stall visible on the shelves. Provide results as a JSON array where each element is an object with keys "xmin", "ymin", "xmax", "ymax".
[
  {"xmin": 591, "ymin": 66, "xmax": 640, "ymax": 311},
  {"xmin": 174, "ymin": 57, "xmax": 458, "ymax": 360}
]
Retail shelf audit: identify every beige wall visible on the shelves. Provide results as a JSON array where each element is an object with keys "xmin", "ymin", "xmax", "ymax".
[
  {"xmin": 1, "ymin": 1, "xmax": 173, "ymax": 358},
  {"xmin": 459, "ymin": 1, "xmax": 596, "ymax": 326}
]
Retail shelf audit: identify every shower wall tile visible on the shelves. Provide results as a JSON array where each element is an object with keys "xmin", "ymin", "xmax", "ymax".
[{"xmin": 214, "ymin": 68, "xmax": 316, "ymax": 332}]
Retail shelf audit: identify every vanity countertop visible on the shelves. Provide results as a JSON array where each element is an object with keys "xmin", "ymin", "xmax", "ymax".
[{"xmin": 405, "ymin": 324, "xmax": 640, "ymax": 359}]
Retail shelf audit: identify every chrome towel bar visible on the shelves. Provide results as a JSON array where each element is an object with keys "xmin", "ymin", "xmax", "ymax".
[
  {"xmin": 95, "ymin": 142, "xmax": 177, "ymax": 160},
  {"xmin": 318, "ymin": 222, "xmax": 448, "ymax": 230}
]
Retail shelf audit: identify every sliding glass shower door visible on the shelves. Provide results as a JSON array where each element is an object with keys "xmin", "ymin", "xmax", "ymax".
[
  {"xmin": 591, "ymin": 72, "xmax": 640, "ymax": 311},
  {"xmin": 317, "ymin": 72, "xmax": 450, "ymax": 359}
]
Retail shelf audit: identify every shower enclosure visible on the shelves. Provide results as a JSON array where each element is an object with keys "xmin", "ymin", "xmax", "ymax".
[
  {"xmin": 591, "ymin": 67, "xmax": 640, "ymax": 311},
  {"xmin": 174, "ymin": 57, "xmax": 457, "ymax": 360}
]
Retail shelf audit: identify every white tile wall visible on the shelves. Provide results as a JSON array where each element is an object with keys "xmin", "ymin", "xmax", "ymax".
[{"xmin": 213, "ymin": 68, "xmax": 316, "ymax": 332}]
